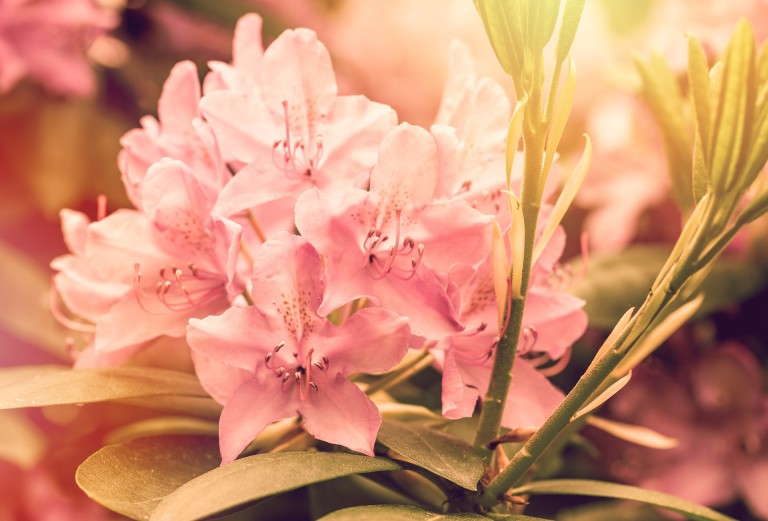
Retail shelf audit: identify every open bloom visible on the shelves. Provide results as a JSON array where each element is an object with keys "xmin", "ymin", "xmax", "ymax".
[
  {"xmin": 187, "ymin": 233, "xmax": 410, "ymax": 463},
  {"xmin": 53, "ymin": 159, "xmax": 242, "ymax": 362},
  {"xmin": 296, "ymin": 123, "xmax": 492, "ymax": 340},
  {"xmin": 201, "ymin": 24, "xmax": 396, "ymax": 222}
]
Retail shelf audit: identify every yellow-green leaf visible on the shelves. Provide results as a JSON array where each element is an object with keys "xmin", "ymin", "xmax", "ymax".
[
  {"xmin": 541, "ymin": 57, "xmax": 577, "ymax": 193},
  {"xmin": 555, "ymin": 0, "xmax": 586, "ymax": 65},
  {"xmin": 376, "ymin": 419, "xmax": 485, "ymax": 491},
  {"xmin": 0, "ymin": 365, "xmax": 209, "ymax": 409},
  {"xmin": 150, "ymin": 452, "xmax": 401, "ymax": 521},
  {"xmin": 710, "ymin": 19, "xmax": 756, "ymax": 193},
  {"xmin": 509, "ymin": 480, "xmax": 738, "ymax": 521},
  {"xmin": 318, "ymin": 504, "xmax": 550, "ymax": 521},
  {"xmin": 76, "ymin": 435, "xmax": 220, "ymax": 521}
]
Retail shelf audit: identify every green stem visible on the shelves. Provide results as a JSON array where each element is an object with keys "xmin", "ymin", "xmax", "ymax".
[
  {"xmin": 477, "ymin": 317, "xmax": 637, "ymax": 506},
  {"xmin": 473, "ymin": 124, "xmax": 546, "ymax": 457}
]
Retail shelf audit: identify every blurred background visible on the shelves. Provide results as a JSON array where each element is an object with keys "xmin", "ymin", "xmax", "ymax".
[{"xmin": 2, "ymin": 0, "xmax": 768, "ymax": 519}]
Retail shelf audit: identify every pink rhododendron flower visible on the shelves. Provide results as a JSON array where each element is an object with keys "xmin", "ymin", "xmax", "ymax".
[
  {"xmin": 609, "ymin": 343, "xmax": 768, "ymax": 519},
  {"xmin": 118, "ymin": 60, "xmax": 229, "ymax": 210},
  {"xmin": 187, "ymin": 233, "xmax": 410, "ymax": 463},
  {"xmin": 201, "ymin": 25, "xmax": 397, "ymax": 222},
  {"xmin": 0, "ymin": 0, "xmax": 117, "ymax": 96},
  {"xmin": 296, "ymin": 123, "xmax": 493, "ymax": 340},
  {"xmin": 435, "ymin": 225, "xmax": 587, "ymax": 426},
  {"xmin": 53, "ymin": 159, "xmax": 242, "ymax": 362}
]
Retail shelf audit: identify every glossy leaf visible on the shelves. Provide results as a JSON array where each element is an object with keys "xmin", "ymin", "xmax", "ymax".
[
  {"xmin": 76, "ymin": 435, "xmax": 221, "ymax": 521},
  {"xmin": 376, "ymin": 419, "xmax": 485, "ymax": 491},
  {"xmin": 509, "ymin": 480, "xmax": 738, "ymax": 521},
  {"xmin": 0, "ymin": 365, "xmax": 210, "ymax": 409},
  {"xmin": 318, "ymin": 505, "xmax": 550, "ymax": 521},
  {"xmin": 105, "ymin": 417, "xmax": 220, "ymax": 444},
  {"xmin": 570, "ymin": 245, "xmax": 767, "ymax": 329},
  {"xmin": 150, "ymin": 452, "xmax": 401, "ymax": 521}
]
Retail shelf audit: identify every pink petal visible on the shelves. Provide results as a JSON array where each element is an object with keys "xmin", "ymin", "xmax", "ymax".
[
  {"xmin": 737, "ymin": 458, "xmax": 768, "ymax": 519},
  {"xmin": 187, "ymin": 306, "xmax": 288, "ymax": 373},
  {"xmin": 190, "ymin": 349, "xmax": 251, "ymax": 404},
  {"xmin": 523, "ymin": 289, "xmax": 587, "ymax": 359},
  {"xmin": 370, "ymin": 123, "xmax": 439, "ymax": 209},
  {"xmin": 259, "ymin": 28, "xmax": 337, "ymax": 138},
  {"xmin": 300, "ymin": 374, "xmax": 380, "ymax": 456},
  {"xmin": 440, "ymin": 348, "xmax": 484, "ymax": 420},
  {"xmin": 157, "ymin": 60, "xmax": 201, "ymax": 137},
  {"xmin": 501, "ymin": 359, "xmax": 564, "ymax": 429},
  {"xmin": 313, "ymin": 307, "xmax": 410, "ymax": 376},
  {"xmin": 219, "ymin": 375, "xmax": 297, "ymax": 463}
]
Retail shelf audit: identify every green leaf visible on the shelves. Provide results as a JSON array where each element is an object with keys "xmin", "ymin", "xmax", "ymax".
[
  {"xmin": 710, "ymin": 19, "xmax": 756, "ymax": 193},
  {"xmin": 555, "ymin": 0, "xmax": 586, "ymax": 65},
  {"xmin": 0, "ymin": 365, "xmax": 211, "ymax": 410},
  {"xmin": 473, "ymin": 0, "xmax": 524, "ymax": 85},
  {"xmin": 570, "ymin": 245, "xmax": 767, "ymax": 329},
  {"xmin": 376, "ymin": 419, "xmax": 485, "ymax": 491},
  {"xmin": 150, "ymin": 452, "xmax": 401, "ymax": 521},
  {"xmin": 635, "ymin": 54, "xmax": 693, "ymax": 211},
  {"xmin": 559, "ymin": 500, "xmax": 666, "ymax": 521},
  {"xmin": 76, "ymin": 435, "xmax": 221, "ymax": 521},
  {"xmin": 317, "ymin": 504, "xmax": 550, "ymax": 521},
  {"xmin": 509, "ymin": 479, "xmax": 738, "ymax": 521},
  {"xmin": 105, "ymin": 417, "xmax": 220, "ymax": 445}
]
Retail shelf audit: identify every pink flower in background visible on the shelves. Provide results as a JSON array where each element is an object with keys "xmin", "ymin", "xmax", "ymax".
[
  {"xmin": 609, "ymin": 343, "xmax": 768, "ymax": 520},
  {"xmin": 203, "ymin": 13, "xmax": 264, "ymax": 94},
  {"xmin": 0, "ymin": 0, "xmax": 117, "ymax": 97},
  {"xmin": 435, "ymin": 225, "xmax": 587, "ymax": 427},
  {"xmin": 187, "ymin": 233, "xmax": 410, "ymax": 463},
  {"xmin": 296, "ymin": 123, "xmax": 492, "ymax": 340}
]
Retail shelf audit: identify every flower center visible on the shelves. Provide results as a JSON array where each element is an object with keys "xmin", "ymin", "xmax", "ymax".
[
  {"xmin": 264, "ymin": 344, "xmax": 329, "ymax": 400},
  {"xmin": 133, "ymin": 262, "xmax": 226, "ymax": 313},
  {"xmin": 272, "ymin": 100, "xmax": 324, "ymax": 179},
  {"xmin": 363, "ymin": 209, "xmax": 425, "ymax": 281}
]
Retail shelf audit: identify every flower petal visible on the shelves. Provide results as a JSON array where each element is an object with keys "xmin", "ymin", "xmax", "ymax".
[{"xmin": 300, "ymin": 374, "xmax": 380, "ymax": 456}]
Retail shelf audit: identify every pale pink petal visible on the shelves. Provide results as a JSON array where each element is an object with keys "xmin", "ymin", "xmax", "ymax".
[
  {"xmin": 213, "ymin": 162, "xmax": 302, "ymax": 217},
  {"xmin": 59, "ymin": 209, "xmax": 89, "ymax": 255},
  {"xmin": 370, "ymin": 123, "xmax": 439, "ymax": 209},
  {"xmin": 640, "ymin": 453, "xmax": 736, "ymax": 508},
  {"xmin": 313, "ymin": 307, "xmax": 410, "ymax": 376},
  {"xmin": 317, "ymin": 95, "xmax": 398, "ymax": 193},
  {"xmin": 219, "ymin": 375, "xmax": 297, "ymax": 463},
  {"xmin": 300, "ymin": 374, "xmax": 380, "ymax": 456},
  {"xmin": 249, "ymin": 233, "xmax": 325, "ymax": 341},
  {"xmin": 501, "ymin": 359, "xmax": 564, "ymax": 429},
  {"xmin": 523, "ymin": 289, "xmax": 587, "ymax": 359},
  {"xmin": 440, "ymin": 348, "xmax": 484, "ymax": 420},
  {"xmin": 187, "ymin": 306, "xmax": 288, "ymax": 373},
  {"xmin": 259, "ymin": 28, "xmax": 337, "ymax": 136},
  {"xmin": 190, "ymin": 349, "xmax": 251, "ymax": 404},
  {"xmin": 157, "ymin": 61, "xmax": 201, "ymax": 137},
  {"xmin": 51, "ymin": 255, "xmax": 127, "ymax": 322}
]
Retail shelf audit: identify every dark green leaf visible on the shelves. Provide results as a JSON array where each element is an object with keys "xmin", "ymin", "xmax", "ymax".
[
  {"xmin": 150, "ymin": 452, "xmax": 401, "ymax": 521},
  {"xmin": 510, "ymin": 480, "xmax": 737, "ymax": 521},
  {"xmin": 558, "ymin": 500, "xmax": 662, "ymax": 521},
  {"xmin": 570, "ymin": 245, "xmax": 767, "ymax": 329},
  {"xmin": 76, "ymin": 435, "xmax": 220, "ymax": 521},
  {"xmin": 317, "ymin": 504, "xmax": 550, "ymax": 521},
  {"xmin": 0, "ymin": 365, "xmax": 210, "ymax": 409},
  {"xmin": 377, "ymin": 419, "xmax": 485, "ymax": 490}
]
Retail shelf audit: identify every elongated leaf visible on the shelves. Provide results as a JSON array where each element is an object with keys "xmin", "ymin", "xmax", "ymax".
[
  {"xmin": 572, "ymin": 372, "xmax": 631, "ymax": 421},
  {"xmin": 76, "ymin": 435, "xmax": 221, "ymax": 521},
  {"xmin": 570, "ymin": 245, "xmax": 767, "ymax": 329},
  {"xmin": 105, "ymin": 417, "xmax": 220, "ymax": 444},
  {"xmin": 555, "ymin": 0, "xmax": 586, "ymax": 64},
  {"xmin": 376, "ymin": 419, "xmax": 484, "ymax": 491},
  {"xmin": 509, "ymin": 480, "xmax": 738, "ymax": 521},
  {"xmin": 688, "ymin": 35, "xmax": 713, "ymax": 162},
  {"xmin": 710, "ymin": 20, "xmax": 755, "ymax": 192},
  {"xmin": 0, "ymin": 365, "xmax": 209, "ymax": 409},
  {"xmin": 150, "ymin": 452, "xmax": 401, "ymax": 521},
  {"xmin": 318, "ymin": 505, "xmax": 550, "ymax": 521},
  {"xmin": 473, "ymin": 0, "xmax": 524, "ymax": 81},
  {"xmin": 587, "ymin": 416, "xmax": 677, "ymax": 449}
]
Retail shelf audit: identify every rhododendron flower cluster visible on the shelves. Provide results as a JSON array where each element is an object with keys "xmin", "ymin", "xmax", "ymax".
[{"xmin": 51, "ymin": 13, "xmax": 587, "ymax": 460}]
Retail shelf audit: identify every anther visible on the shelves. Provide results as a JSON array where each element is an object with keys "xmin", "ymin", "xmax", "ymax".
[{"xmin": 309, "ymin": 382, "xmax": 319, "ymax": 392}]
